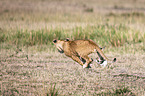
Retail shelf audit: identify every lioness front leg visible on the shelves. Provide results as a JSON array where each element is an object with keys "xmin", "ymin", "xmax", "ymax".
[
  {"xmin": 81, "ymin": 55, "xmax": 93, "ymax": 68},
  {"xmin": 79, "ymin": 57, "xmax": 86, "ymax": 64},
  {"xmin": 71, "ymin": 55, "xmax": 84, "ymax": 66}
]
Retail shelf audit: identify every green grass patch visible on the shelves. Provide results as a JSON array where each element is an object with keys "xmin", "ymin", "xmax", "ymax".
[
  {"xmin": 1, "ymin": 24, "xmax": 144, "ymax": 48},
  {"xmin": 0, "ymin": 28, "xmax": 66, "ymax": 46}
]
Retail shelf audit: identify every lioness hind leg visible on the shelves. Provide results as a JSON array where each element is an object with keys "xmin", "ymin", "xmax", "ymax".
[{"xmin": 71, "ymin": 55, "xmax": 84, "ymax": 66}]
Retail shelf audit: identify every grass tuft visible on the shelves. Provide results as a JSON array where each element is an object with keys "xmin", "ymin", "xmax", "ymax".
[
  {"xmin": 114, "ymin": 87, "xmax": 136, "ymax": 96},
  {"xmin": 97, "ymin": 87, "xmax": 136, "ymax": 96},
  {"xmin": 46, "ymin": 84, "xmax": 59, "ymax": 96},
  {"xmin": 84, "ymin": 7, "xmax": 94, "ymax": 12}
]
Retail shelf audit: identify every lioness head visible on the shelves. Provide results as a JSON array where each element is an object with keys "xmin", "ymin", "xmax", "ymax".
[{"xmin": 53, "ymin": 39, "xmax": 65, "ymax": 53}]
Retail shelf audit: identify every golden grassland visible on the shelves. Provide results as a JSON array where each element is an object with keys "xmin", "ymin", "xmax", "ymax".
[{"xmin": 0, "ymin": 0, "xmax": 145, "ymax": 95}]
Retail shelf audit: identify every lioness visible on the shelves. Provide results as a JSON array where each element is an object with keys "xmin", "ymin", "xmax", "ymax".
[{"xmin": 53, "ymin": 39, "xmax": 116, "ymax": 68}]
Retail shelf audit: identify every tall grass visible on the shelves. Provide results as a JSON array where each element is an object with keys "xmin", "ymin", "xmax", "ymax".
[
  {"xmin": 0, "ymin": 28, "xmax": 66, "ymax": 46},
  {"xmin": 0, "ymin": 24, "xmax": 144, "ymax": 47}
]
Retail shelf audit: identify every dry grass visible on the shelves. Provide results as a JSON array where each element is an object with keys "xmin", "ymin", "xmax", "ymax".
[
  {"xmin": 0, "ymin": 49, "xmax": 145, "ymax": 95},
  {"xmin": 0, "ymin": 0, "xmax": 145, "ymax": 95}
]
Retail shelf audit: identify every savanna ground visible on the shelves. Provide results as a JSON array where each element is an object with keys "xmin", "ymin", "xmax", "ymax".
[{"xmin": 0, "ymin": 0, "xmax": 145, "ymax": 95}]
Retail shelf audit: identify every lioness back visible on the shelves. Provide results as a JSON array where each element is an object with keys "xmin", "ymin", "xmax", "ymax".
[{"xmin": 71, "ymin": 40, "xmax": 99, "ymax": 55}]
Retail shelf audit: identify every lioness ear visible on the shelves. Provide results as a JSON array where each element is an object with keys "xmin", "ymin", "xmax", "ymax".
[
  {"xmin": 65, "ymin": 38, "xmax": 69, "ymax": 41},
  {"xmin": 53, "ymin": 39, "xmax": 57, "ymax": 43}
]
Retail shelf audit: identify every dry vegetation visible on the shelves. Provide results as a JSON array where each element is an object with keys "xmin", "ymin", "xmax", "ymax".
[{"xmin": 0, "ymin": 0, "xmax": 145, "ymax": 95}]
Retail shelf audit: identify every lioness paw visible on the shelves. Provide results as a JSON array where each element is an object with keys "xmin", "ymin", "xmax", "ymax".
[
  {"xmin": 96, "ymin": 59, "xmax": 100, "ymax": 64},
  {"xmin": 100, "ymin": 61, "xmax": 107, "ymax": 67},
  {"xmin": 83, "ymin": 64, "xmax": 87, "ymax": 68},
  {"xmin": 90, "ymin": 64, "xmax": 93, "ymax": 67}
]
